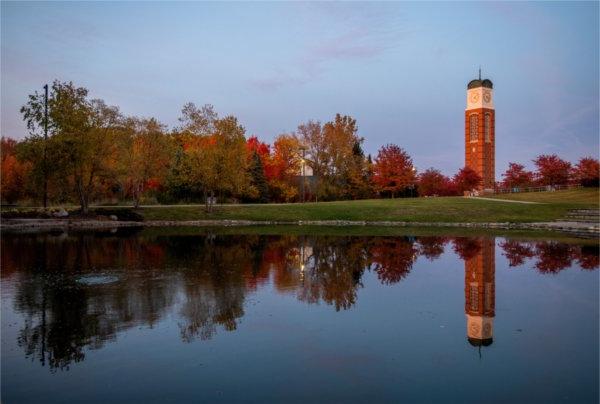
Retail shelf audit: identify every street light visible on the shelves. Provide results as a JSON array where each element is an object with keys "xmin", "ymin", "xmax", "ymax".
[
  {"xmin": 299, "ymin": 146, "xmax": 307, "ymax": 203},
  {"xmin": 43, "ymin": 84, "xmax": 48, "ymax": 209}
]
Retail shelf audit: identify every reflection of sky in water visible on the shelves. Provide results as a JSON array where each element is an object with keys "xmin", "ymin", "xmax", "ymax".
[
  {"xmin": 1, "ymin": 231, "xmax": 598, "ymax": 403},
  {"xmin": 76, "ymin": 275, "xmax": 120, "ymax": 286}
]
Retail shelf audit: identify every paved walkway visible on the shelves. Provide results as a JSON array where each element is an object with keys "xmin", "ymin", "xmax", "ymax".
[{"xmin": 469, "ymin": 197, "xmax": 541, "ymax": 204}]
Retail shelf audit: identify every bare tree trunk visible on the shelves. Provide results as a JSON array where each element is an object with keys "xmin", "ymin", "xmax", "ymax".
[
  {"xmin": 76, "ymin": 177, "xmax": 89, "ymax": 214},
  {"xmin": 133, "ymin": 182, "xmax": 141, "ymax": 209}
]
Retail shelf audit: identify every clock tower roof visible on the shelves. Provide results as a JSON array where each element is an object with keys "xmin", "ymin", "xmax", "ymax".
[{"xmin": 467, "ymin": 78, "xmax": 493, "ymax": 89}]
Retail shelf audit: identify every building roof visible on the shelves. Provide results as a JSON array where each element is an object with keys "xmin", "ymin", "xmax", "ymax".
[{"xmin": 467, "ymin": 78, "xmax": 493, "ymax": 89}]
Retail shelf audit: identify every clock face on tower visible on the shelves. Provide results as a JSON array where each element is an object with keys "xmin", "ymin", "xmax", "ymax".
[
  {"xmin": 483, "ymin": 92, "xmax": 491, "ymax": 103},
  {"xmin": 470, "ymin": 93, "xmax": 480, "ymax": 103}
]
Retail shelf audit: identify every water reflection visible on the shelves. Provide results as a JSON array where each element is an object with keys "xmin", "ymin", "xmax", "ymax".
[
  {"xmin": 464, "ymin": 238, "xmax": 495, "ymax": 347},
  {"xmin": 1, "ymin": 231, "xmax": 597, "ymax": 371}
]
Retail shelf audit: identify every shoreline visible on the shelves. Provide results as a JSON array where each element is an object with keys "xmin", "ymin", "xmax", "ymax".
[{"xmin": 1, "ymin": 218, "xmax": 598, "ymax": 236}]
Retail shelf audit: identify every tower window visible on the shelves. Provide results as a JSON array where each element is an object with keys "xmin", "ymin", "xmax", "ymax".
[
  {"xmin": 484, "ymin": 113, "xmax": 491, "ymax": 143},
  {"xmin": 469, "ymin": 285, "xmax": 479, "ymax": 311},
  {"xmin": 470, "ymin": 114, "xmax": 478, "ymax": 142}
]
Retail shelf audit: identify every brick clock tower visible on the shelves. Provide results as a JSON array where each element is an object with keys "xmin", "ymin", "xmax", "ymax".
[
  {"xmin": 465, "ymin": 73, "xmax": 495, "ymax": 192},
  {"xmin": 464, "ymin": 238, "xmax": 495, "ymax": 348}
]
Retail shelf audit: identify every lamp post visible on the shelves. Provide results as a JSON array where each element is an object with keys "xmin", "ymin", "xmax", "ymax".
[
  {"xmin": 300, "ymin": 146, "xmax": 307, "ymax": 203},
  {"xmin": 43, "ymin": 84, "xmax": 48, "ymax": 209}
]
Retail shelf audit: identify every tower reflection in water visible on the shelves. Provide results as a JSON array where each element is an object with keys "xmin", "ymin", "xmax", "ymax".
[{"xmin": 464, "ymin": 238, "xmax": 495, "ymax": 348}]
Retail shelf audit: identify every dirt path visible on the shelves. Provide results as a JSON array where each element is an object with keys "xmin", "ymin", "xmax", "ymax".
[{"xmin": 469, "ymin": 197, "xmax": 542, "ymax": 204}]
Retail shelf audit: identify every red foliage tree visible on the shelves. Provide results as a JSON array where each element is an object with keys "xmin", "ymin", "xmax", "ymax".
[
  {"xmin": 534, "ymin": 242, "xmax": 575, "ymax": 274},
  {"xmin": 575, "ymin": 245, "xmax": 599, "ymax": 270},
  {"xmin": 418, "ymin": 168, "xmax": 453, "ymax": 196},
  {"xmin": 499, "ymin": 240, "xmax": 535, "ymax": 267},
  {"xmin": 1, "ymin": 137, "xmax": 30, "ymax": 204},
  {"xmin": 452, "ymin": 237, "xmax": 482, "ymax": 261},
  {"xmin": 501, "ymin": 163, "xmax": 534, "ymax": 189},
  {"xmin": 417, "ymin": 236, "xmax": 448, "ymax": 260},
  {"xmin": 533, "ymin": 154, "xmax": 571, "ymax": 187},
  {"xmin": 246, "ymin": 136, "xmax": 279, "ymax": 180},
  {"xmin": 453, "ymin": 167, "xmax": 482, "ymax": 193},
  {"xmin": 370, "ymin": 238, "xmax": 417, "ymax": 284},
  {"xmin": 574, "ymin": 157, "xmax": 599, "ymax": 187},
  {"xmin": 373, "ymin": 144, "xmax": 416, "ymax": 198}
]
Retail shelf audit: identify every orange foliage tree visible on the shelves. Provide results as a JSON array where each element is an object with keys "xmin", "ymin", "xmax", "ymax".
[{"xmin": 373, "ymin": 144, "xmax": 416, "ymax": 198}]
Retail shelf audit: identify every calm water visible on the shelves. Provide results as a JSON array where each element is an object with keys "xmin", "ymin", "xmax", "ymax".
[{"xmin": 1, "ymin": 229, "xmax": 598, "ymax": 403}]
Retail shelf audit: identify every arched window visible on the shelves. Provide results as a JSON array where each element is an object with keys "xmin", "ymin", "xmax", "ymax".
[
  {"xmin": 484, "ymin": 113, "xmax": 491, "ymax": 143},
  {"xmin": 470, "ymin": 114, "xmax": 478, "ymax": 141}
]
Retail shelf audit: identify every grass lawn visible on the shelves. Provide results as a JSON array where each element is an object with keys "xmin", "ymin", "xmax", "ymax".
[
  {"xmin": 4, "ymin": 188, "xmax": 597, "ymax": 224},
  {"xmin": 127, "ymin": 188, "xmax": 599, "ymax": 223},
  {"xmin": 488, "ymin": 188, "xmax": 599, "ymax": 204}
]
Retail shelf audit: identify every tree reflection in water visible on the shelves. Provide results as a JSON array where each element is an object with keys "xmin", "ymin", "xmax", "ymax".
[{"xmin": 1, "ymin": 230, "xmax": 597, "ymax": 371}]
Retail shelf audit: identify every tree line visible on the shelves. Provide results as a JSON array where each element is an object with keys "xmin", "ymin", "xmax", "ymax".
[{"xmin": 1, "ymin": 80, "xmax": 598, "ymax": 210}]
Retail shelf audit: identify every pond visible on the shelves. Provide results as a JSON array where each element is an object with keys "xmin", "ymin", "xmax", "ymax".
[{"xmin": 1, "ymin": 229, "xmax": 598, "ymax": 403}]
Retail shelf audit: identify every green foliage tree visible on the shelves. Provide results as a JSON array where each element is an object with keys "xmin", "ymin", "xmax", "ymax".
[
  {"xmin": 248, "ymin": 151, "xmax": 269, "ymax": 203},
  {"xmin": 20, "ymin": 81, "xmax": 121, "ymax": 213}
]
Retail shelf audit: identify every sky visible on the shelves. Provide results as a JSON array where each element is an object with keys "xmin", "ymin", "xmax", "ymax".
[{"xmin": 1, "ymin": 1, "xmax": 598, "ymax": 176}]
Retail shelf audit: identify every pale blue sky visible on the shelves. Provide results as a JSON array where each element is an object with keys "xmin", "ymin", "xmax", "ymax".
[{"xmin": 1, "ymin": 1, "xmax": 598, "ymax": 175}]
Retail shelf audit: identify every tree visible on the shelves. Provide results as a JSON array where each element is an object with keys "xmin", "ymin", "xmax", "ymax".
[
  {"xmin": 297, "ymin": 115, "xmax": 364, "ymax": 201},
  {"xmin": 20, "ymin": 81, "xmax": 121, "ymax": 213},
  {"xmin": 533, "ymin": 154, "xmax": 571, "ymax": 187},
  {"xmin": 178, "ymin": 102, "xmax": 217, "ymax": 135},
  {"xmin": 345, "ymin": 141, "xmax": 373, "ymax": 199},
  {"xmin": 373, "ymin": 144, "xmax": 416, "ymax": 198},
  {"xmin": 248, "ymin": 151, "xmax": 269, "ymax": 203},
  {"xmin": 182, "ymin": 115, "xmax": 248, "ymax": 211},
  {"xmin": 1, "ymin": 137, "xmax": 31, "ymax": 204},
  {"xmin": 574, "ymin": 157, "xmax": 599, "ymax": 187},
  {"xmin": 370, "ymin": 238, "xmax": 417, "ymax": 284},
  {"xmin": 119, "ymin": 117, "xmax": 173, "ymax": 208},
  {"xmin": 501, "ymin": 162, "xmax": 534, "ymax": 189},
  {"xmin": 418, "ymin": 168, "xmax": 450, "ymax": 196},
  {"xmin": 453, "ymin": 166, "xmax": 482, "ymax": 193},
  {"xmin": 270, "ymin": 133, "xmax": 301, "ymax": 202}
]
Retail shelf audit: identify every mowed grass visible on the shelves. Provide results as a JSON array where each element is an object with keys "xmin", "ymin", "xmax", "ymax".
[
  {"xmin": 134, "ymin": 189, "xmax": 599, "ymax": 223},
  {"xmin": 488, "ymin": 188, "xmax": 599, "ymax": 204}
]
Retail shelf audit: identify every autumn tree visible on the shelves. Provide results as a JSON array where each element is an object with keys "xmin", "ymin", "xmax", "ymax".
[
  {"xmin": 160, "ymin": 103, "xmax": 219, "ymax": 203},
  {"xmin": 453, "ymin": 166, "xmax": 482, "ymax": 193},
  {"xmin": 297, "ymin": 115, "xmax": 367, "ymax": 201},
  {"xmin": 452, "ymin": 237, "xmax": 482, "ymax": 261},
  {"xmin": 501, "ymin": 162, "xmax": 534, "ymax": 189},
  {"xmin": 20, "ymin": 81, "xmax": 121, "ymax": 213},
  {"xmin": 418, "ymin": 168, "xmax": 451, "ymax": 196},
  {"xmin": 370, "ymin": 238, "xmax": 417, "ymax": 284},
  {"xmin": 345, "ymin": 141, "xmax": 373, "ymax": 199},
  {"xmin": 373, "ymin": 144, "xmax": 416, "ymax": 198},
  {"xmin": 178, "ymin": 102, "xmax": 217, "ymax": 135},
  {"xmin": 574, "ymin": 157, "xmax": 599, "ymax": 187},
  {"xmin": 270, "ymin": 133, "xmax": 301, "ymax": 202},
  {"xmin": 179, "ymin": 115, "xmax": 249, "ymax": 211},
  {"xmin": 1, "ymin": 137, "xmax": 31, "ymax": 204},
  {"xmin": 118, "ymin": 117, "xmax": 173, "ymax": 208},
  {"xmin": 533, "ymin": 154, "xmax": 571, "ymax": 187}
]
